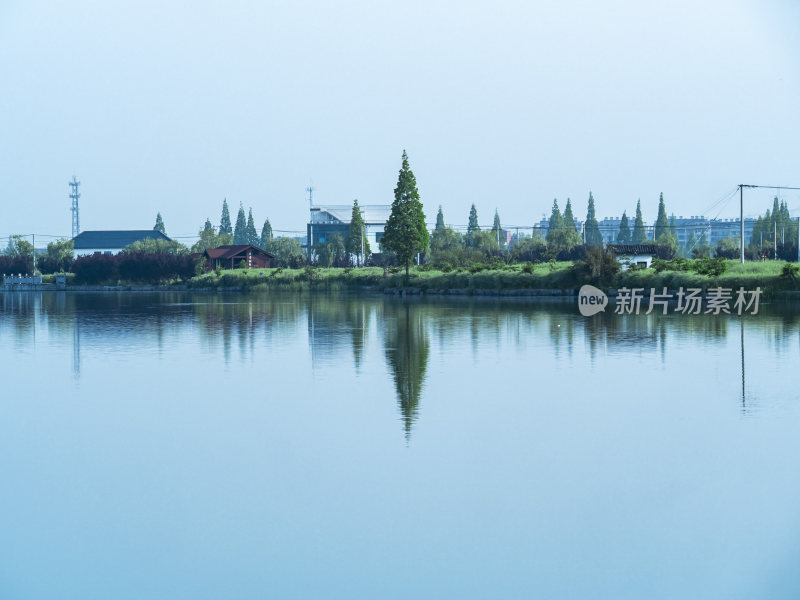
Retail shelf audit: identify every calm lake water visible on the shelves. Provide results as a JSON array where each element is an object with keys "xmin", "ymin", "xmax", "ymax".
[{"xmin": 1, "ymin": 290, "xmax": 800, "ymax": 599}]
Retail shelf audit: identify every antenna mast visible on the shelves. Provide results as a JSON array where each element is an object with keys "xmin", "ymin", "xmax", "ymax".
[{"xmin": 69, "ymin": 176, "xmax": 81, "ymax": 238}]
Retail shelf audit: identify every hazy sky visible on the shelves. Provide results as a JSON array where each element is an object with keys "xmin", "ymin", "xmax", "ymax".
[{"xmin": 2, "ymin": 0, "xmax": 799, "ymax": 242}]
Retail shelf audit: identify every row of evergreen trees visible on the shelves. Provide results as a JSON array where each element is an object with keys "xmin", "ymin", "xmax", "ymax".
[
  {"xmin": 185, "ymin": 199, "xmax": 274, "ymax": 254},
  {"xmin": 750, "ymin": 197, "xmax": 798, "ymax": 251},
  {"xmin": 546, "ymin": 192, "xmax": 679, "ymax": 249},
  {"xmin": 154, "ymin": 171, "xmax": 795, "ymax": 266},
  {"xmin": 221, "ymin": 199, "xmax": 273, "ymax": 248}
]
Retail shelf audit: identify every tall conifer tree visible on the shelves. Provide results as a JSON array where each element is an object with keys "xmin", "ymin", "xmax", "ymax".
[
  {"xmin": 632, "ymin": 199, "xmax": 647, "ymax": 244},
  {"xmin": 220, "ymin": 199, "xmax": 232, "ymax": 235},
  {"xmin": 546, "ymin": 199, "xmax": 564, "ymax": 247},
  {"xmin": 654, "ymin": 193, "xmax": 670, "ymax": 242},
  {"xmin": 584, "ymin": 192, "xmax": 603, "ymax": 246},
  {"xmin": 246, "ymin": 208, "xmax": 258, "ymax": 246},
  {"xmin": 346, "ymin": 199, "xmax": 370, "ymax": 265},
  {"xmin": 435, "ymin": 206, "xmax": 445, "ymax": 232},
  {"xmin": 260, "ymin": 219, "xmax": 273, "ymax": 250},
  {"xmin": 562, "ymin": 198, "xmax": 582, "ymax": 247},
  {"xmin": 382, "ymin": 150, "xmax": 429, "ymax": 280},
  {"xmin": 153, "ymin": 212, "xmax": 166, "ymax": 235},
  {"xmin": 617, "ymin": 211, "xmax": 631, "ymax": 243},
  {"xmin": 234, "ymin": 203, "xmax": 247, "ymax": 245}
]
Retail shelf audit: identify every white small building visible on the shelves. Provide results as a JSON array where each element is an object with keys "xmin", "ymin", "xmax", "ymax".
[
  {"xmin": 608, "ymin": 244, "xmax": 659, "ymax": 269},
  {"xmin": 72, "ymin": 230, "xmax": 172, "ymax": 258}
]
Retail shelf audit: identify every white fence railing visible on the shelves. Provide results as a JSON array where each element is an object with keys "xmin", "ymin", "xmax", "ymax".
[{"xmin": 2, "ymin": 274, "xmax": 43, "ymax": 285}]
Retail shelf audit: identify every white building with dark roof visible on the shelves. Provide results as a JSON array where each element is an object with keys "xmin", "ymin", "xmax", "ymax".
[{"xmin": 72, "ymin": 230, "xmax": 172, "ymax": 258}]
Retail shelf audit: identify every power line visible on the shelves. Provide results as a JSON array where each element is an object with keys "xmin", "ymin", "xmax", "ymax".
[{"xmin": 741, "ymin": 184, "xmax": 800, "ymax": 191}]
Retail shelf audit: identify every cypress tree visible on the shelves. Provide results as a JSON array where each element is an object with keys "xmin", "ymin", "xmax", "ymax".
[
  {"xmin": 562, "ymin": 198, "xmax": 582, "ymax": 247},
  {"xmin": 780, "ymin": 199, "xmax": 791, "ymax": 224},
  {"xmin": 491, "ymin": 209, "xmax": 503, "ymax": 246},
  {"xmin": 632, "ymin": 199, "xmax": 647, "ymax": 244},
  {"xmin": 616, "ymin": 211, "xmax": 631, "ymax": 244},
  {"xmin": 546, "ymin": 199, "xmax": 564, "ymax": 247},
  {"xmin": 466, "ymin": 204, "xmax": 480, "ymax": 247},
  {"xmin": 153, "ymin": 213, "xmax": 166, "ymax": 235},
  {"xmin": 220, "ymin": 199, "xmax": 232, "ymax": 235},
  {"xmin": 435, "ymin": 206, "xmax": 445, "ymax": 232},
  {"xmin": 491, "ymin": 209, "xmax": 501, "ymax": 233},
  {"xmin": 654, "ymin": 193, "xmax": 670, "ymax": 242},
  {"xmin": 669, "ymin": 214, "xmax": 678, "ymax": 241},
  {"xmin": 772, "ymin": 196, "xmax": 781, "ymax": 233},
  {"xmin": 260, "ymin": 219, "xmax": 273, "ymax": 250},
  {"xmin": 246, "ymin": 208, "xmax": 258, "ymax": 246},
  {"xmin": 203, "ymin": 218, "xmax": 214, "ymax": 232},
  {"xmin": 346, "ymin": 199, "xmax": 370, "ymax": 265},
  {"xmin": 584, "ymin": 192, "xmax": 603, "ymax": 246},
  {"xmin": 381, "ymin": 150, "xmax": 429, "ymax": 280},
  {"xmin": 234, "ymin": 203, "xmax": 247, "ymax": 245}
]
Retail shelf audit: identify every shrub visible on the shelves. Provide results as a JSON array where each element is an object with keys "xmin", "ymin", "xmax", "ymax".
[
  {"xmin": 652, "ymin": 257, "xmax": 691, "ymax": 273},
  {"xmin": 302, "ymin": 265, "xmax": 321, "ymax": 282},
  {"xmin": 780, "ymin": 262, "xmax": 800, "ymax": 282},
  {"xmin": 469, "ymin": 263, "xmax": 488, "ymax": 273},
  {"xmin": 0, "ymin": 255, "xmax": 33, "ymax": 275},
  {"xmin": 73, "ymin": 254, "xmax": 119, "ymax": 284},
  {"xmin": 571, "ymin": 246, "xmax": 619, "ymax": 286},
  {"xmin": 692, "ymin": 257, "xmax": 727, "ymax": 277},
  {"xmin": 117, "ymin": 252, "xmax": 196, "ymax": 282}
]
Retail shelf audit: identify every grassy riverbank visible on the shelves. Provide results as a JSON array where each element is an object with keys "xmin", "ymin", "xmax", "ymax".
[
  {"xmin": 183, "ymin": 260, "xmax": 800, "ymax": 296},
  {"xmin": 22, "ymin": 260, "xmax": 795, "ymax": 296}
]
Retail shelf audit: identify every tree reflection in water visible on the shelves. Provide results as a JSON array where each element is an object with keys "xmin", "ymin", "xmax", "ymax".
[{"xmin": 382, "ymin": 301, "xmax": 430, "ymax": 439}]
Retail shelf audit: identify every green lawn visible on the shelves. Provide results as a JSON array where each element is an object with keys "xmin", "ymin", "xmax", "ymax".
[{"xmin": 182, "ymin": 259, "xmax": 800, "ymax": 296}]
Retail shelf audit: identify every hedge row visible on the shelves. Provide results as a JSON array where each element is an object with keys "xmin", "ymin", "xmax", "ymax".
[{"xmin": 72, "ymin": 253, "xmax": 199, "ymax": 284}]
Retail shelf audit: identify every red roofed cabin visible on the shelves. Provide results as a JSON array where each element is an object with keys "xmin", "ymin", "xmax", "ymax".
[{"xmin": 203, "ymin": 245, "xmax": 276, "ymax": 271}]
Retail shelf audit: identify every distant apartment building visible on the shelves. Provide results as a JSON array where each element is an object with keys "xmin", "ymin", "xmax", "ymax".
[
  {"xmin": 708, "ymin": 218, "xmax": 756, "ymax": 246},
  {"xmin": 537, "ymin": 215, "xmax": 756, "ymax": 246}
]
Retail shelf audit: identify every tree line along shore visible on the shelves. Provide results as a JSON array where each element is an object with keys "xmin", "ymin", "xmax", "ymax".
[{"xmin": 3, "ymin": 150, "xmax": 800, "ymax": 295}]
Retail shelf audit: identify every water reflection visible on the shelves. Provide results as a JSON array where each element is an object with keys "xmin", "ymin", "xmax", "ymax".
[
  {"xmin": 307, "ymin": 294, "xmax": 373, "ymax": 371},
  {"xmin": 2, "ymin": 291, "xmax": 800, "ymax": 435},
  {"xmin": 382, "ymin": 302, "xmax": 430, "ymax": 438}
]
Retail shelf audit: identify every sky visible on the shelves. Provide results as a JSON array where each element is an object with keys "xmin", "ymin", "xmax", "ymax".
[{"xmin": 1, "ymin": 0, "xmax": 799, "ymax": 243}]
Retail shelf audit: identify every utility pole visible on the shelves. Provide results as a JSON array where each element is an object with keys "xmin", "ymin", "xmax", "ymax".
[
  {"xmin": 360, "ymin": 207, "xmax": 365, "ymax": 267},
  {"xmin": 739, "ymin": 184, "xmax": 744, "ymax": 264}
]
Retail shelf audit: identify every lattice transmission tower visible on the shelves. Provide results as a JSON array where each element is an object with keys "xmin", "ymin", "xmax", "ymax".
[{"xmin": 69, "ymin": 176, "xmax": 80, "ymax": 238}]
